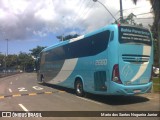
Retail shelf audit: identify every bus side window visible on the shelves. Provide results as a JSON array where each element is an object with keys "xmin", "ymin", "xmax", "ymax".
[{"xmin": 110, "ymin": 31, "xmax": 114, "ymax": 41}]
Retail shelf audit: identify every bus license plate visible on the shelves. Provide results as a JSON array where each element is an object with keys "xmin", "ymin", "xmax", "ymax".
[{"xmin": 133, "ymin": 90, "xmax": 141, "ymax": 93}]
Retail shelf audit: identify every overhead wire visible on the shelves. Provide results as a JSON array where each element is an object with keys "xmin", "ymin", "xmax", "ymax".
[
  {"xmin": 72, "ymin": 1, "xmax": 154, "ymax": 35},
  {"xmin": 114, "ymin": 6, "xmax": 147, "ymax": 17},
  {"xmin": 135, "ymin": 17, "xmax": 154, "ymax": 19},
  {"xmin": 73, "ymin": 0, "xmax": 85, "ymax": 23},
  {"xmin": 72, "ymin": 0, "xmax": 93, "ymax": 33},
  {"xmin": 78, "ymin": 0, "xmax": 92, "ymax": 19},
  {"xmin": 76, "ymin": 2, "xmax": 95, "ymax": 29},
  {"xmin": 135, "ymin": 11, "xmax": 153, "ymax": 16}
]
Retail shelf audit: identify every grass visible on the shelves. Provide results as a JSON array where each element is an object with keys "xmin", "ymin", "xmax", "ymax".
[{"xmin": 153, "ymin": 77, "xmax": 160, "ymax": 93}]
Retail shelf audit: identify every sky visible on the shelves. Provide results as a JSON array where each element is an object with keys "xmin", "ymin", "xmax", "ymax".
[{"xmin": 0, "ymin": 0, "xmax": 153, "ymax": 55}]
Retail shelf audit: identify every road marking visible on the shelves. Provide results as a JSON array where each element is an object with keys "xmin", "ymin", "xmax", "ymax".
[
  {"xmin": 13, "ymin": 94, "xmax": 21, "ymax": 97},
  {"xmin": 45, "ymin": 92, "xmax": 52, "ymax": 94},
  {"xmin": 29, "ymin": 93, "xmax": 37, "ymax": 96},
  {"xmin": 76, "ymin": 96, "xmax": 102, "ymax": 105},
  {"xmin": 32, "ymin": 86, "xmax": 43, "ymax": 90},
  {"xmin": 0, "ymin": 96, "xmax": 4, "ymax": 99},
  {"xmin": 9, "ymin": 88, "xmax": 12, "ymax": 93},
  {"xmin": 18, "ymin": 87, "xmax": 28, "ymax": 92},
  {"xmin": 0, "ymin": 90, "xmax": 65, "ymax": 99},
  {"xmin": 10, "ymin": 82, "xmax": 12, "ymax": 85},
  {"xmin": 18, "ymin": 104, "xmax": 29, "ymax": 112},
  {"xmin": 16, "ymin": 78, "xmax": 18, "ymax": 81},
  {"xmin": 59, "ymin": 90, "xmax": 65, "ymax": 93}
]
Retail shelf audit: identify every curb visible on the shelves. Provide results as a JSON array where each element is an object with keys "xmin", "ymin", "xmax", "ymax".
[{"xmin": 0, "ymin": 90, "xmax": 65, "ymax": 99}]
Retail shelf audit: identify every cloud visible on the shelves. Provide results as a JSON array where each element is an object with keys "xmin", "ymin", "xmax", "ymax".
[{"xmin": 0, "ymin": 0, "xmax": 153, "ymax": 41}]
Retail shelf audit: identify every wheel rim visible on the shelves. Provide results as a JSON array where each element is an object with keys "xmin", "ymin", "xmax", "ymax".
[{"xmin": 76, "ymin": 82, "xmax": 82, "ymax": 94}]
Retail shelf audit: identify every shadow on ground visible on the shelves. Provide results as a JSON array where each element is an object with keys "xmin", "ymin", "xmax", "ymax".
[{"xmin": 43, "ymin": 83, "xmax": 149, "ymax": 105}]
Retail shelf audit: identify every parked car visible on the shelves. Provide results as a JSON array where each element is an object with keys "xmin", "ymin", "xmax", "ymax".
[{"xmin": 153, "ymin": 66, "xmax": 159, "ymax": 77}]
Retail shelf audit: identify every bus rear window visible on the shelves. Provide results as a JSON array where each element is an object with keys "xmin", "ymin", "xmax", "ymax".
[{"xmin": 119, "ymin": 26, "xmax": 152, "ymax": 45}]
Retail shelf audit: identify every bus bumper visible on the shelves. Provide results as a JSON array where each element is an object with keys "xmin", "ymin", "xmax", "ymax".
[{"xmin": 109, "ymin": 82, "xmax": 153, "ymax": 95}]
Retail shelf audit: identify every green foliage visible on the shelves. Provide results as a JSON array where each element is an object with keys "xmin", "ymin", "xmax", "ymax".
[
  {"xmin": 6, "ymin": 55, "xmax": 18, "ymax": 68},
  {"xmin": 0, "ymin": 54, "xmax": 5, "ymax": 67},
  {"xmin": 153, "ymin": 78, "xmax": 160, "ymax": 92},
  {"xmin": 114, "ymin": 13, "xmax": 143, "ymax": 27},
  {"xmin": 57, "ymin": 34, "xmax": 79, "ymax": 41},
  {"xmin": 29, "ymin": 46, "xmax": 46, "ymax": 58},
  {"xmin": 0, "ymin": 46, "xmax": 46, "ymax": 72},
  {"xmin": 148, "ymin": 24, "xmax": 159, "ymax": 66},
  {"xmin": 18, "ymin": 52, "xmax": 34, "ymax": 71}
]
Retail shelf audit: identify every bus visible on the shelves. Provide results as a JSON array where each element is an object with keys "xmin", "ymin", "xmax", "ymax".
[{"xmin": 36, "ymin": 24, "xmax": 153, "ymax": 96}]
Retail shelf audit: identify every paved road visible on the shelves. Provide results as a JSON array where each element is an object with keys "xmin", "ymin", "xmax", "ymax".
[{"xmin": 0, "ymin": 73, "xmax": 159, "ymax": 120}]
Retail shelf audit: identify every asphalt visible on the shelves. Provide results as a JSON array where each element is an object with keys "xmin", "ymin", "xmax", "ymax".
[{"xmin": 0, "ymin": 73, "xmax": 159, "ymax": 120}]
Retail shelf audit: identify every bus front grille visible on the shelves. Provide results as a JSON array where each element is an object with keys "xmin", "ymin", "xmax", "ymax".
[{"xmin": 122, "ymin": 54, "xmax": 150, "ymax": 63}]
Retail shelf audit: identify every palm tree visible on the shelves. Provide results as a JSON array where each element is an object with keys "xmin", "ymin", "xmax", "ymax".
[{"xmin": 132, "ymin": 0, "xmax": 160, "ymax": 75}]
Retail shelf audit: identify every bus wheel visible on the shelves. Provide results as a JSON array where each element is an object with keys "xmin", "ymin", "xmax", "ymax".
[{"xmin": 75, "ymin": 80, "xmax": 84, "ymax": 97}]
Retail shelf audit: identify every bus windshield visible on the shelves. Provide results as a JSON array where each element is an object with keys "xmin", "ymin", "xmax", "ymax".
[{"xmin": 119, "ymin": 25, "xmax": 152, "ymax": 46}]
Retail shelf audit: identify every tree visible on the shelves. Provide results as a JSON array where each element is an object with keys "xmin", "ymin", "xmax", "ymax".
[
  {"xmin": 6, "ymin": 55, "xmax": 18, "ymax": 69},
  {"xmin": 115, "ymin": 12, "xmax": 143, "ymax": 27},
  {"xmin": 148, "ymin": 24, "xmax": 159, "ymax": 66},
  {"xmin": 150, "ymin": 0, "xmax": 160, "ymax": 70},
  {"xmin": 132, "ymin": 0, "xmax": 160, "ymax": 76},
  {"xmin": 122, "ymin": 13, "xmax": 136, "ymax": 25},
  {"xmin": 0, "ymin": 54, "xmax": 5, "ymax": 70},
  {"xmin": 0, "ymin": 54, "xmax": 18, "ymax": 71},
  {"xmin": 57, "ymin": 34, "xmax": 79, "ymax": 41},
  {"xmin": 18, "ymin": 52, "xmax": 34, "ymax": 72},
  {"xmin": 29, "ymin": 46, "xmax": 46, "ymax": 58}
]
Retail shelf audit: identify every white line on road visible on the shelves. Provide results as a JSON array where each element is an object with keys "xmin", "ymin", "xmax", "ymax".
[
  {"xmin": 16, "ymin": 78, "xmax": 18, "ymax": 81},
  {"xmin": 10, "ymin": 82, "xmax": 12, "ymax": 85},
  {"xmin": 18, "ymin": 104, "xmax": 29, "ymax": 112},
  {"xmin": 9, "ymin": 88, "xmax": 12, "ymax": 93},
  {"xmin": 76, "ymin": 96, "xmax": 102, "ymax": 105}
]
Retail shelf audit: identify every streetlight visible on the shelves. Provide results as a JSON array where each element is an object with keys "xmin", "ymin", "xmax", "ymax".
[
  {"xmin": 6, "ymin": 39, "xmax": 8, "ymax": 57},
  {"xmin": 5, "ymin": 39, "xmax": 8, "ymax": 75},
  {"xmin": 93, "ymin": 0, "xmax": 117, "ymax": 23}
]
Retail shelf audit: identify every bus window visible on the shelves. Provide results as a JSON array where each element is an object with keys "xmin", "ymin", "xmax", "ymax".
[{"xmin": 65, "ymin": 30, "xmax": 110, "ymax": 59}]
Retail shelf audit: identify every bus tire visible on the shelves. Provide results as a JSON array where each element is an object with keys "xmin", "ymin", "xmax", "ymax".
[{"xmin": 75, "ymin": 79, "xmax": 84, "ymax": 97}]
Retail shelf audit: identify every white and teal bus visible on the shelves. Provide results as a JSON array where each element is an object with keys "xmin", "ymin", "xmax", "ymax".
[{"xmin": 36, "ymin": 24, "xmax": 153, "ymax": 96}]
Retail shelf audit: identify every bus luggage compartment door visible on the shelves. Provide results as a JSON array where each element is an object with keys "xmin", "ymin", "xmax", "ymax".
[{"xmin": 94, "ymin": 71, "xmax": 107, "ymax": 91}]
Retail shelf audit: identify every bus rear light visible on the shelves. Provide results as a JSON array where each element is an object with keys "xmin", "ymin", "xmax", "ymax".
[{"xmin": 112, "ymin": 64, "xmax": 122, "ymax": 84}]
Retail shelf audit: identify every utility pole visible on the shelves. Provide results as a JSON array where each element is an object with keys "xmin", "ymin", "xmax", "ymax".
[
  {"xmin": 120, "ymin": 0, "xmax": 123, "ymax": 23},
  {"xmin": 6, "ymin": 39, "xmax": 8, "ymax": 75},
  {"xmin": 6, "ymin": 39, "xmax": 8, "ymax": 57}
]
